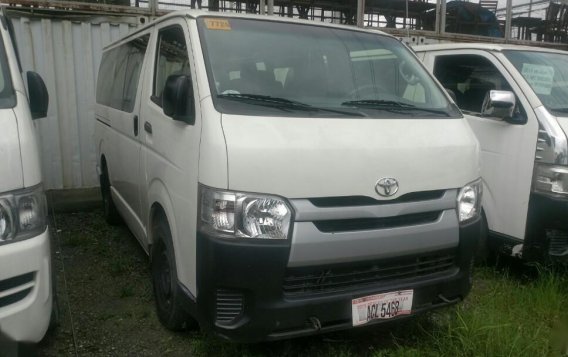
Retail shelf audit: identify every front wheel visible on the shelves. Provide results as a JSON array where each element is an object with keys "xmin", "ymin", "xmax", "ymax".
[
  {"xmin": 151, "ymin": 218, "xmax": 197, "ymax": 331},
  {"xmin": 100, "ymin": 164, "xmax": 121, "ymax": 225}
]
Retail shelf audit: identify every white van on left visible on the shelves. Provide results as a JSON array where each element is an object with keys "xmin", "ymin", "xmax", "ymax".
[{"xmin": 0, "ymin": 9, "xmax": 53, "ymax": 347}]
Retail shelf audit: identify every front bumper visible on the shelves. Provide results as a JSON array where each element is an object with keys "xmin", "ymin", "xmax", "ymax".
[
  {"xmin": 525, "ymin": 193, "xmax": 568, "ymax": 260},
  {"xmin": 186, "ymin": 218, "xmax": 480, "ymax": 342},
  {"xmin": 0, "ymin": 229, "xmax": 52, "ymax": 343}
]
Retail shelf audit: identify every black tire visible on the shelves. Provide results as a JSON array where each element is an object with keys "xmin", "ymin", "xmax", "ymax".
[
  {"xmin": 151, "ymin": 217, "xmax": 196, "ymax": 331},
  {"xmin": 100, "ymin": 163, "xmax": 121, "ymax": 225},
  {"xmin": 47, "ymin": 268, "xmax": 60, "ymax": 333},
  {"xmin": 475, "ymin": 213, "xmax": 489, "ymax": 264}
]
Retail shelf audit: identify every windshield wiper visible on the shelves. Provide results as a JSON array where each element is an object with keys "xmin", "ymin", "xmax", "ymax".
[
  {"xmin": 218, "ymin": 93, "xmax": 364, "ymax": 116},
  {"xmin": 551, "ymin": 108, "xmax": 568, "ymax": 113},
  {"xmin": 219, "ymin": 93, "xmax": 315, "ymax": 110},
  {"xmin": 341, "ymin": 99, "xmax": 450, "ymax": 116}
]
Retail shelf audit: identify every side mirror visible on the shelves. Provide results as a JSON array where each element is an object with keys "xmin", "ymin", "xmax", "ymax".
[
  {"xmin": 162, "ymin": 74, "xmax": 195, "ymax": 124},
  {"xmin": 27, "ymin": 71, "xmax": 49, "ymax": 120},
  {"xmin": 481, "ymin": 90, "xmax": 515, "ymax": 122}
]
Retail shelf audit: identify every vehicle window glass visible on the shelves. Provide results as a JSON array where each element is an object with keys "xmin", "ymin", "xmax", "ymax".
[
  {"xmin": 123, "ymin": 35, "xmax": 150, "ymax": 112},
  {"xmin": 504, "ymin": 50, "xmax": 568, "ymax": 116},
  {"xmin": 197, "ymin": 18, "xmax": 460, "ymax": 119},
  {"xmin": 0, "ymin": 32, "xmax": 16, "ymax": 109},
  {"xmin": 153, "ymin": 26, "xmax": 191, "ymax": 105},
  {"xmin": 433, "ymin": 54, "xmax": 516, "ymax": 114},
  {"xmin": 97, "ymin": 35, "xmax": 150, "ymax": 112},
  {"xmin": 96, "ymin": 47, "xmax": 118, "ymax": 107},
  {"xmin": 110, "ymin": 46, "xmax": 129, "ymax": 110}
]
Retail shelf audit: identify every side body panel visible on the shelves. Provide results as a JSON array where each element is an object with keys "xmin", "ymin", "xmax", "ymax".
[{"xmin": 139, "ymin": 18, "xmax": 203, "ymax": 294}]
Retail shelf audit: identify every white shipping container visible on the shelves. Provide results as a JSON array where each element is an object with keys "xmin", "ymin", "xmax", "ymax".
[{"xmin": 12, "ymin": 15, "xmax": 141, "ymax": 189}]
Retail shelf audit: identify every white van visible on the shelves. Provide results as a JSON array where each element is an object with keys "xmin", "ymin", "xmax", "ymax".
[
  {"xmin": 416, "ymin": 44, "xmax": 568, "ymax": 262},
  {"xmin": 0, "ymin": 11, "xmax": 52, "ymax": 346},
  {"xmin": 95, "ymin": 11, "xmax": 482, "ymax": 342}
]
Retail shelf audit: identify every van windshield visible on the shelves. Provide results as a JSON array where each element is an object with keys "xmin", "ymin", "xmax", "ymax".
[
  {"xmin": 197, "ymin": 18, "xmax": 460, "ymax": 118},
  {"xmin": 504, "ymin": 50, "xmax": 568, "ymax": 116},
  {"xmin": 0, "ymin": 32, "xmax": 15, "ymax": 109}
]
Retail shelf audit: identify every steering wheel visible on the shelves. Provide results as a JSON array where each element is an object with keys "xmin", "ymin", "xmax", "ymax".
[
  {"xmin": 399, "ymin": 60, "xmax": 420, "ymax": 85},
  {"xmin": 347, "ymin": 84, "xmax": 385, "ymax": 100}
]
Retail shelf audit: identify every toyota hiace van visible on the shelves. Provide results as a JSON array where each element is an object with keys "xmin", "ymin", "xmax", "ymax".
[
  {"xmin": 0, "ymin": 10, "xmax": 52, "ymax": 346},
  {"xmin": 95, "ymin": 11, "xmax": 482, "ymax": 342}
]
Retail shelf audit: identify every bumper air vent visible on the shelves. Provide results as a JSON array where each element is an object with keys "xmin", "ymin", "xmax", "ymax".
[
  {"xmin": 0, "ymin": 272, "xmax": 35, "ymax": 308},
  {"xmin": 215, "ymin": 288, "xmax": 244, "ymax": 325},
  {"xmin": 548, "ymin": 229, "xmax": 568, "ymax": 256}
]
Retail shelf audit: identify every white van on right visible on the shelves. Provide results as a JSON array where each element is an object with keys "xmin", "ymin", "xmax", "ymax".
[{"xmin": 416, "ymin": 44, "xmax": 568, "ymax": 262}]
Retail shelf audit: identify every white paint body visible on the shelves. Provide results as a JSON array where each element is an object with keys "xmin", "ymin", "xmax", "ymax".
[
  {"xmin": 95, "ymin": 12, "xmax": 480, "ymax": 297},
  {"xmin": 416, "ymin": 43, "xmax": 568, "ymax": 242},
  {"xmin": 0, "ymin": 18, "xmax": 52, "ymax": 343}
]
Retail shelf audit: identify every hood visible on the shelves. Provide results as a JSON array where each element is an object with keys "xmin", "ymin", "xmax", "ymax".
[
  {"xmin": 221, "ymin": 115, "xmax": 480, "ymax": 199},
  {"xmin": 0, "ymin": 109, "xmax": 23, "ymax": 192}
]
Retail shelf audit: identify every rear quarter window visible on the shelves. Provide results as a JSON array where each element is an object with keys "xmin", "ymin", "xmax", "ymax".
[{"xmin": 96, "ymin": 34, "xmax": 150, "ymax": 112}]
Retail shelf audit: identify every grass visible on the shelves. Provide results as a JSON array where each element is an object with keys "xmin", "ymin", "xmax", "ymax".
[
  {"xmin": 406, "ymin": 268, "xmax": 568, "ymax": 357},
  {"xmin": 43, "ymin": 210, "xmax": 568, "ymax": 356}
]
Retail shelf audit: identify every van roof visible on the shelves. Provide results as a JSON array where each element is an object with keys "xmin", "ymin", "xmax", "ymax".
[
  {"xmin": 103, "ymin": 10, "xmax": 393, "ymax": 50},
  {"xmin": 413, "ymin": 43, "xmax": 567, "ymax": 55}
]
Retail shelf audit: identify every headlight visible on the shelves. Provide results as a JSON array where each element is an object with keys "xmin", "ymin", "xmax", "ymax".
[
  {"xmin": 457, "ymin": 179, "xmax": 483, "ymax": 224},
  {"xmin": 0, "ymin": 184, "xmax": 47, "ymax": 244},
  {"xmin": 533, "ymin": 164, "xmax": 568, "ymax": 197},
  {"xmin": 199, "ymin": 185, "xmax": 292, "ymax": 240}
]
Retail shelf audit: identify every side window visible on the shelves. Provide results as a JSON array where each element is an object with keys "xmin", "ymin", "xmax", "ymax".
[
  {"xmin": 110, "ymin": 46, "xmax": 129, "ymax": 110},
  {"xmin": 153, "ymin": 26, "xmax": 191, "ymax": 105},
  {"xmin": 123, "ymin": 35, "xmax": 150, "ymax": 112},
  {"xmin": 433, "ymin": 54, "xmax": 513, "ymax": 114},
  {"xmin": 96, "ymin": 34, "xmax": 150, "ymax": 112},
  {"xmin": 96, "ymin": 48, "xmax": 117, "ymax": 107}
]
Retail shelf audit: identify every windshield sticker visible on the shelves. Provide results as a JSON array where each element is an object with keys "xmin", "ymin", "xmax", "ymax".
[
  {"xmin": 204, "ymin": 18, "xmax": 232, "ymax": 31},
  {"xmin": 521, "ymin": 63, "xmax": 554, "ymax": 95}
]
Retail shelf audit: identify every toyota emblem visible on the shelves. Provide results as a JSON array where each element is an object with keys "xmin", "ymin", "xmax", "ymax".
[{"xmin": 375, "ymin": 178, "xmax": 399, "ymax": 197}]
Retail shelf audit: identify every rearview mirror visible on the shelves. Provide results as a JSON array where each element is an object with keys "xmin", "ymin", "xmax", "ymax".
[
  {"xmin": 162, "ymin": 74, "xmax": 195, "ymax": 125},
  {"xmin": 27, "ymin": 71, "xmax": 49, "ymax": 120},
  {"xmin": 481, "ymin": 90, "xmax": 515, "ymax": 122}
]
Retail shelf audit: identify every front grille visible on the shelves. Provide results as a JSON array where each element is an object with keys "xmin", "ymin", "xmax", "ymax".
[
  {"xmin": 283, "ymin": 252, "xmax": 457, "ymax": 296},
  {"xmin": 313, "ymin": 211, "xmax": 441, "ymax": 233},
  {"xmin": 0, "ymin": 272, "xmax": 35, "ymax": 308},
  {"xmin": 308, "ymin": 190, "xmax": 446, "ymax": 208},
  {"xmin": 215, "ymin": 288, "xmax": 244, "ymax": 325}
]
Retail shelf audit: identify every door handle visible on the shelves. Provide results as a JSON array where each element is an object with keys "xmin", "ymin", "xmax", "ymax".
[
  {"xmin": 133, "ymin": 115, "xmax": 139, "ymax": 136},
  {"xmin": 144, "ymin": 121, "xmax": 153, "ymax": 134}
]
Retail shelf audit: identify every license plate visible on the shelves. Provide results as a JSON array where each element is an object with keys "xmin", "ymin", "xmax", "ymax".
[{"xmin": 352, "ymin": 290, "xmax": 414, "ymax": 327}]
